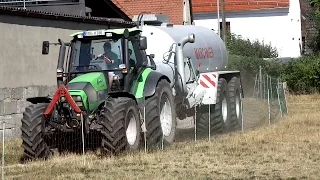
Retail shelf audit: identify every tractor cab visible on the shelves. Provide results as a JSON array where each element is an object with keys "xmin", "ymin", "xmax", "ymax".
[
  {"xmin": 41, "ymin": 27, "xmax": 155, "ymax": 114},
  {"xmin": 42, "ymin": 27, "xmax": 151, "ymax": 93}
]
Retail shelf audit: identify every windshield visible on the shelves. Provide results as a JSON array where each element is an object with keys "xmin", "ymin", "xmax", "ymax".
[{"xmin": 69, "ymin": 38, "xmax": 123, "ymax": 72}]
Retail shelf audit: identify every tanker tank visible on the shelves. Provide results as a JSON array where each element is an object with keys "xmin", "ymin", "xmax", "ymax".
[{"xmin": 140, "ymin": 24, "xmax": 229, "ymax": 86}]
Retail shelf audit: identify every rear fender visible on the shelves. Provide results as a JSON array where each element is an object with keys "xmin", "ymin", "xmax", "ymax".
[
  {"xmin": 143, "ymin": 71, "xmax": 171, "ymax": 98},
  {"xmin": 133, "ymin": 69, "xmax": 171, "ymax": 99},
  {"xmin": 26, "ymin": 97, "xmax": 52, "ymax": 104},
  {"xmin": 192, "ymin": 71, "xmax": 243, "ymax": 105}
]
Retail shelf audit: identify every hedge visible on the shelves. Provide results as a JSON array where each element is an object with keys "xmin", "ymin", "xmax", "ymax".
[{"xmin": 225, "ymin": 33, "xmax": 320, "ymax": 94}]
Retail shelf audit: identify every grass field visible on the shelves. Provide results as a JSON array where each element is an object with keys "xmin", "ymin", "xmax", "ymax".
[{"xmin": 1, "ymin": 94, "xmax": 320, "ymax": 179}]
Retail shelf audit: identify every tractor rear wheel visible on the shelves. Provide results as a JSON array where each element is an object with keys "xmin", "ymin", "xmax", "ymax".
[
  {"xmin": 144, "ymin": 79, "xmax": 176, "ymax": 150},
  {"xmin": 158, "ymin": 79, "xmax": 176, "ymax": 145},
  {"xmin": 196, "ymin": 78, "xmax": 231, "ymax": 137},
  {"xmin": 21, "ymin": 103, "xmax": 51, "ymax": 161},
  {"xmin": 228, "ymin": 77, "xmax": 243, "ymax": 130},
  {"xmin": 100, "ymin": 97, "xmax": 141, "ymax": 154}
]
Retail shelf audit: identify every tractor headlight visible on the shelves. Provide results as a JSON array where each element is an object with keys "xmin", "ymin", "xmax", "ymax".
[
  {"xmin": 73, "ymin": 96, "xmax": 82, "ymax": 102},
  {"xmin": 76, "ymin": 102, "xmax": 83, "ymax": 107},
  {"xmin": 72, "ymin": 96, "xmax": 83, "ymax": 108}
]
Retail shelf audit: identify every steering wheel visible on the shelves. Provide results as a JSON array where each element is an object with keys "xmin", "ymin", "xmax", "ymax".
[{"xmin": 95, "ymin": 54, "xmax": 114, "ymax": 64}]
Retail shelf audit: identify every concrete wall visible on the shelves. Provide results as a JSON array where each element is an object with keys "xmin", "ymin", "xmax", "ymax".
[
  {"xmin": 0, "ymin": 14, "xmax": 119, "ymax": 139},
  {"xmin": 193, "ymin": 0, "xmax": 302, "ymax": 58}
]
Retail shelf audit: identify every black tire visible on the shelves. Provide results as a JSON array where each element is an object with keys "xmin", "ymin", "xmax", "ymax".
[
  {"xmin": 196, "ymin": 78, "xmax": 231, "ymax": 137},
  {"xmin": 100, "ymin": 97, "xmax": 140, "ymax": 154},
  {"xmin": 20, "ymin": 103, "xmax": 51, "ymax": 161},
  {"xmin": 144, "ymin": 79, "xmax": 176, "ymax": 150},
  {"xmin": 124, "ymin": 98, "xmax": 141, "ymax": 151},
  {"xmin": 158, "ymin": 79, "xmax": 176, "ymax": 144},
  {"xmin": 228, "ymin": 77, "xmax": 243, "ymax": 130}
]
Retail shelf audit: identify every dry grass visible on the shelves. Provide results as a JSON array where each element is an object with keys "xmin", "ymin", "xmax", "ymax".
[{"xmin": 1, "ymin": 94, "xmax": 320, "ymax": 179}]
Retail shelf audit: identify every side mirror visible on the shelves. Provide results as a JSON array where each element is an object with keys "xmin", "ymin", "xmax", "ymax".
[
  {"xmin": 146, "ymin": 54, "xmax": 156, "ymax": 70},
  {"xmin": 139, "ymin": 36, "xmax": 147, "ymax": 50},
  {"xmin": 42, "ymin": 41, "xmax": 50, "ymax": 55}
]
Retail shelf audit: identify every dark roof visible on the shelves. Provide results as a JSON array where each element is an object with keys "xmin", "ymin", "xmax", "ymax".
[{"xmin": 0, "ymin": 6, "xmax": 136, "ymax": 27}]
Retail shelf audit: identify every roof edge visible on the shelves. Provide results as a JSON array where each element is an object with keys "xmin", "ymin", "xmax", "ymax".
[{"xmin": 0, "ymin": 6, "xmax": 136, "ymax": 27}]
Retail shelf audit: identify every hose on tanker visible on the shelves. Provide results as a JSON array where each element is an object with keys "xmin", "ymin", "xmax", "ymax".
[
  {"xmin": 162, "ymin": 48, "xmax": 191, "ymax": 95},
  {"xmin": 162, "ymin": 47, "xmax": 176, "ymax": 89}
]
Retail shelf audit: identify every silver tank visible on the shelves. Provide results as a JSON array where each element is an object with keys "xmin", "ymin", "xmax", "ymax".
[{"xmin": 140, "ymin": 25, "xmax": 228, "ymax": 87}]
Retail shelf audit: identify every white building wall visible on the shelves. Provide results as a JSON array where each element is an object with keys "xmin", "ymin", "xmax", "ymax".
[{"xmin": 193, "ymin": 0, "xmax": 301, "ymax": 58}]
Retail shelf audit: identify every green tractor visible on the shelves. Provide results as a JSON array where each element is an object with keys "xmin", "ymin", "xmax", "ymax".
[{"xmin": 20, "ymin": 27, "xmax": 176, "ymax": 161}]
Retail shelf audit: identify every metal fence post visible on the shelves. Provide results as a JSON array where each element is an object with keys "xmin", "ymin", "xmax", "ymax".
[
  {"xmin": 270, "ymin": 76, "xmax": 273, "ymax": 101},
  {"xmin": 208, "ymin": 104, "xmax": 211, "ymax": 141},
  {"xmin": 283, "ymin": 82, "xmax": 289, "ymax": 115},
  {"xmin": 259, "ymin": 66, "xmax": 262, "ymax": 100},
  {"xmin": 194, "ymin": 104, "xmax": 197, "ymax": 142},
  {"xmin": 2, "ymin": 122, "xmax": 5, "ymax": 180},
  {"xmin": 143, "ymin": 99, "xmax": 147, "ymax": 153},
  {"xmin": 80, "ymin": 114, "xmax": 85, "ymax": 166},
  {"xmin": 241, "ymin": 94, "xmax": 244, "ymax": 132},
  {"xmin": 277, "ymin": 80, "xmax": 283, "ymax": 119},
  {"xmin": 263, "ymin": 74, "xmax": 266, "ymax": 100},
  {"xmin": 268, "ymin": 89, "xmax": 271, "ymax": 125}
]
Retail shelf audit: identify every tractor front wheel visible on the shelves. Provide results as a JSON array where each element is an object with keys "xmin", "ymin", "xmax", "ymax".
[
  {"xmin": 100, "ymin": 97, "xmax": 141, "ymax": 154},
  {"xmin": 21, "ymin": 103, "xmax": 51, "ymax": 161}
]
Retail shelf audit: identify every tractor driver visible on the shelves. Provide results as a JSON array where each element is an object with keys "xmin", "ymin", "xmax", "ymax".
[{"xmin": 96, "ymin": 42, "xmax": 118, "ymax": 65}]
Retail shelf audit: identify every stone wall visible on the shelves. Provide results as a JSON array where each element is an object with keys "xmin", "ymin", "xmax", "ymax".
[{"xmin": 0, "ymin": 85, "xmax": 56, "ymax": 140}]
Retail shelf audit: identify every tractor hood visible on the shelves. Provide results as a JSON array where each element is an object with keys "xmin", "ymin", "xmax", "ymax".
[
  {"xmin": 68, "ymin": 72, "xmax": 107, "ymax": 91},
  {"xmin": 67, "ymin": 72, "xmax": 108, "ymax": 111}
]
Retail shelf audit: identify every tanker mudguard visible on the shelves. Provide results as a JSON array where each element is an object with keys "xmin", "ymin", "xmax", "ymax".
[
  {"xmin": 192, "ymin": 71, "xmax": 244, "ymax": 105},
  {"xmin": 26, "ymin": 97, "xmax": 52, "ymax": 104},
  {"xmin": 143, "ymin": 71, "xmax": 171, "ymax": 97}
]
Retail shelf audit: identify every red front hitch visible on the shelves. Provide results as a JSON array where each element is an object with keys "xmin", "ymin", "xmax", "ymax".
[{"xmin": 43, "ymin": 85, "xmax": 82, "ymax": 118}]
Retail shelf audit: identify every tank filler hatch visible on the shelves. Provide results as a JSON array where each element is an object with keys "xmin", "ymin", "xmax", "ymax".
[{"xmin": 132, "ymin": 14, "xmax": 173, "ymax": 26}]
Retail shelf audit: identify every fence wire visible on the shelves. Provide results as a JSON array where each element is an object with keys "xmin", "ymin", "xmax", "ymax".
[{"xmin": 0, "ymin": 69, "xmax": 288, "ymax": 177}]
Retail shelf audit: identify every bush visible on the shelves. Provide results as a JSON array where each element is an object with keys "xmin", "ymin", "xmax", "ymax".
[
  {"xmin": 225, "ymin": 32, "xmax": 320, "ymax": 94},
  {"xmin": 281, "ymin": 56, "xmax": 320, "ymax": 94},
  {"xmin": 226, "ymin": 33, "xmax": 278, "ymax": 58}
]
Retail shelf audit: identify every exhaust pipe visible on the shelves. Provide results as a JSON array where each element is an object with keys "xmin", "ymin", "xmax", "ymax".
[
  {"xmin": 175, "ymin": 33, "xmax": 195, "ymax": 95},
  {"xmin": 57, "ymin": 39, "xmax": 66, "ymax": 87}
]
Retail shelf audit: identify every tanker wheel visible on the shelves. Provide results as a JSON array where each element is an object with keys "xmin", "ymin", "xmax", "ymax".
[
  {"xmin": 144, "ymin": 79, "xmax": 176, "ymax": 150},
  {"xmin": 100, "ymin": 97, "xmax": 141, "ymax": 155},
  {"xmin": 196, "ymin": 78, "xmax": 231, "ymax": 137},
  {"xmin": 20, "ymin": 103, "xmax": 51, "ymax": 161},
  {"xmin": 228, "ymin": 77, "xmax": 243, "ymax": 130}
]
